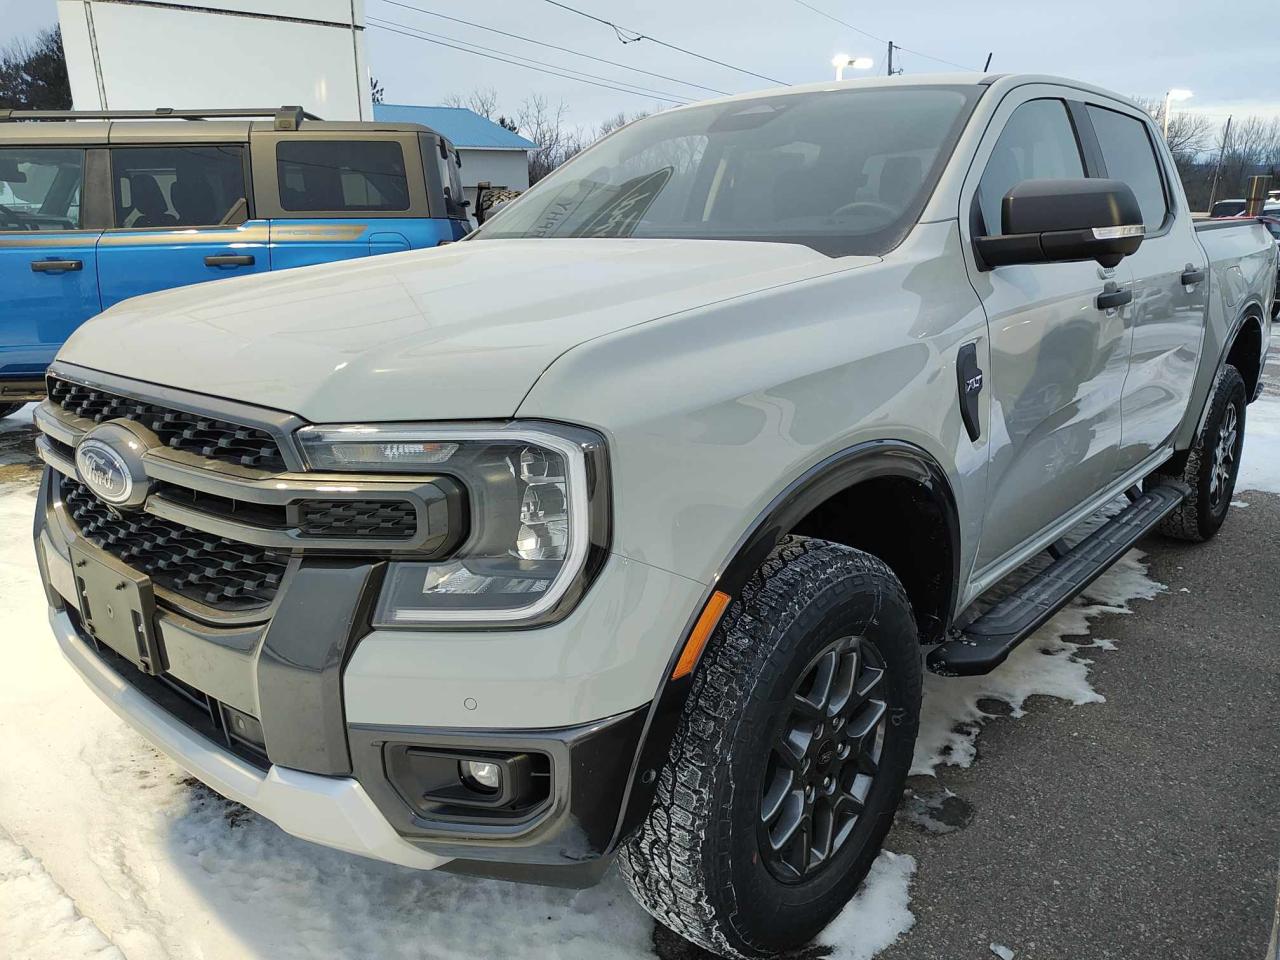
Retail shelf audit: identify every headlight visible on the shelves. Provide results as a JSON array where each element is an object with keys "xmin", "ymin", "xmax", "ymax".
[{"xmin": 296, "ymin": 422, "xmax": 609, "ymax": 627}]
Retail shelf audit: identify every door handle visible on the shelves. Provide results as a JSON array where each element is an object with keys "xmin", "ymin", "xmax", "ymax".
[
  {"xmin": 1181, "ymin": 265, "xmax": 1206, "ymax": 286},
  {"xmin": 204, "ymin": 254, "xmax": 255, "ymax": 267},
  {"xmin": 1096, "ymin": 282, "xmax": 1133, "ymax": 311},
  {"xmin": 31, "ymin": 259, "xmax": 83, "ymax": 273}
]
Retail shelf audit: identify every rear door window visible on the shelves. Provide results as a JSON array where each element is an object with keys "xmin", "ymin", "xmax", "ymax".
[
  {"xmin": 1086, "ymin": 105, "xmax": 1169, "ymax": 230},
  {"xmin": 0, "ymin": 148, "xmax": 84, "ymax": 232},
  {"xmin": 111, "ymin": 146, "xmax": 248, "ymax": 228},
  {"xmin": 977, "ymin": 99, "xmax": 1085, "ymax": 236},
  {"xmin": 276, "ymin": 140, "xmax": 409, "ymax": 212}
]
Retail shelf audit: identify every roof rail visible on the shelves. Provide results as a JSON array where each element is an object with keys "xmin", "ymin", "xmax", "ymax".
[{"xmin": 0, "ymin": 106, "xmax": 321, "ymax": 130}]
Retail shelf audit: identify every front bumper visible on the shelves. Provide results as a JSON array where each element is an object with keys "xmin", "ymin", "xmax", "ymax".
[
  {"xmin": 35, "ymin": 466, "xmax": 693, "ymax": 879},
  {"xmin": 49, "ymin": 607, "xmax": 448, "ymax": 870}
]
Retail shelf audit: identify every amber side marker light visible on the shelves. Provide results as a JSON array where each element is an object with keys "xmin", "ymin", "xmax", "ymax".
[{"xmin": 672, "ymin": 590, "xmax": 732, "ymax": 680}]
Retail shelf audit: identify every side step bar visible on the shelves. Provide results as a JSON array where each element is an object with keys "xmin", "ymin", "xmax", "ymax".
[{"xmin": 928, "ymin": 481, "xmax": 1188, "ymax": 677}]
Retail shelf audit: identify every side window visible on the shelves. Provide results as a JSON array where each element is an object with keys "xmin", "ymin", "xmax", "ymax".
[
  {"xmin": 276, "ymin": 140, "xmax": 409, "ymax": 213},
  {"xmin": 977, "ymin": 99, "xmax": 1084, "ymax": 236},
  {"xmin": 0, "ymin": 148, "xmax": 84, "ymax": 232},
  {"xmin": 112, "ymin": 146, "xmax": 247, "ymax": 228},
  {"xmin": 1086, "ymin": 105, "xmax": 1169, "ymax": 230}
]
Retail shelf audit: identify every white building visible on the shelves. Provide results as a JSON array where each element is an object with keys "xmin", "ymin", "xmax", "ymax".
[{"xmin": 57, "ymin": 0, "xmax": 373, "ymax": 120}]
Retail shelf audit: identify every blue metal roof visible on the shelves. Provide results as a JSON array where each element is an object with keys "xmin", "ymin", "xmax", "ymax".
[{"xmin": 373, "ymin": 104, "xmax": 536, "ymax": 150}]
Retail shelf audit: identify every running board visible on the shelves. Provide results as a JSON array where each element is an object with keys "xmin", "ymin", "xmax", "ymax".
[{"xmin": 928, "ymin": 481, "xmax": 1188, "ymax": 677}]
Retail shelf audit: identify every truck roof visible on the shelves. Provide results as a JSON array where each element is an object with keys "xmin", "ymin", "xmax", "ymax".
[
  {"xmin": 660, "ymin": 72, "xmax": 1146, "ymax": 116},
  {"xmin": 0, "ymin": 107, "xmax": 437, "ymax": 145}
]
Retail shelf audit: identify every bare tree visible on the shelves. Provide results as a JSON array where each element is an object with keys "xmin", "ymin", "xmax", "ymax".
[
  {"xmin": 443, "ymin": 86, "xmax": 499, "ymax": 121},
  {"xmin": 1132, "ymin": 96, "xmax": 1213, "ymax": 163}
]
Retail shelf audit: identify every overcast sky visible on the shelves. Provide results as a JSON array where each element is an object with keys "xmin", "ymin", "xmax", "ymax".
[{"xmin": 4, "ymin": 0, "xmax": 1277, "ymax": 132}]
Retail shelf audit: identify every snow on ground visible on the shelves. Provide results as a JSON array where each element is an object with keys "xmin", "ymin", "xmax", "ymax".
[
  {"xmin": 1240, "ymin": 388, "xmax": 1280, "ymax": 494},
  {"xmin": 0, "ymin": 827, "xmax": 123, "ymax": 960},
  {"xmin": 817, "ymin": 852, "xmax": 916, "ymax": 960},
  {"xmin": 912, "ymin": 551, "xmax": 1165, "ymax": 776}
]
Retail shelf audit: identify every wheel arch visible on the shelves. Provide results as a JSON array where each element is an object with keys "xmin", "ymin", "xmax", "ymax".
[
  {"xmin": 1225, "ymin": 305, "xmax": 1265, "ymax": 403},
  {"xmin": 608, "ymin": 439, "xmax": 961, "ymax": 851}
]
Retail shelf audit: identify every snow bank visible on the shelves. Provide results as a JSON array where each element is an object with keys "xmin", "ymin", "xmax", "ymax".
[
  {"xmin": 1240, "ymin": 390, "xmax": 1280, "ymax": 494},
  {"xmin": 819, "ymin": 852, "xmax": 916, "ymax": 960}
]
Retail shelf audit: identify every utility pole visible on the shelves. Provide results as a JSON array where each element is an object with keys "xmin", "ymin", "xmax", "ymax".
[
  {"xmin": 1206, "ymin": 115, "xmax": 1232, "ymax": 212},
  {"xmin": 886, "ymin": 40, "xmax": 894, "ymax": 76}
]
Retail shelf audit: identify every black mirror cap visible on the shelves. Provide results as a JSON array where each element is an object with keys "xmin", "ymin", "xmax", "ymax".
[
  {"xmin": 1003, "ymin": 178, "xmax": 1140, "ymax": 235},
  {"xmin": 976, "ymin": 178, "xmax": 1145, "ymax": 270}
]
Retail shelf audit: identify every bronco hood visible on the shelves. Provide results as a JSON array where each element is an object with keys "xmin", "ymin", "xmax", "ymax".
[{"xmin": 58, "ymin": 238, "xmax": 849, "ymax": 422}]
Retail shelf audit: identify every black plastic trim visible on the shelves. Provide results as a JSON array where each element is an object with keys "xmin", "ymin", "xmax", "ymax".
[
  {"xmin": 610, "ymin": 439, "xmax": 962, "ymax": 850},
  {"xmin": 349, "ymin": 706, "xmax": 647, "ymax": 864},
  {"xmin": 257, "ymin": 559, "xmax": 386, "ymax": 775}
]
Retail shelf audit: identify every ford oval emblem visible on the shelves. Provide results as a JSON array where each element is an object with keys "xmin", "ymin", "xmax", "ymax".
[{"xmin": 76, "ymin": 438, "xmax": 134, "ymax": 505}]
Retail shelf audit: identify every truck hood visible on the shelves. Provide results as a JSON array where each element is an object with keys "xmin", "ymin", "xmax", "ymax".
[{"xmin": 59, "ymin": 238, "xmax": 857, "ymax": 422}]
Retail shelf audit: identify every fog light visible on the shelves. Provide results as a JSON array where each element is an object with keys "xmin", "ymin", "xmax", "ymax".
[{"xmin": 460, "ymin": 760, "xmax": 502, "ymax": 792}]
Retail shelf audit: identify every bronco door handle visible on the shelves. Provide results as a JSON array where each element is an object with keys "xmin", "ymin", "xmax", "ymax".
[
  {"xmin": 1096, "ymin": 282, "xmax": 1133, "ymax": 311},
  {"xmin": 31, "ymin": 259, "xmax": 82, "ymax": 273},
  {"xmin": 204, "ymin": 254, "xmax": 255, "ymax": 267},
  {"xmin": 1180, "ymin": 265, "xmax": 1206, "ymax": 286}
]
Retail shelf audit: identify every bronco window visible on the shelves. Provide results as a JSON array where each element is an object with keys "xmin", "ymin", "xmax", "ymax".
[
  {"xmin": 111, "ymin": 146, "xmax": 248, "ymax": 228},
  {"xmin": 0, "ymin": 148, "xmax": 83, "ymax": 232},
  {"xmin": 473, "ymin": 85, "xmax": 982, "ymax": 257},
  {"xmin": 276, "ymin": 140, "xmax": 410, "ymax": 212}
]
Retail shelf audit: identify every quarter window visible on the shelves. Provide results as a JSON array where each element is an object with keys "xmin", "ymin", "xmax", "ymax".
[
  {"xmin": 0, "ymin": 148, "xmax": 83, "ymax": 232},
  {"xmin": 276, "ymin": 140, "xmax": 409, "ymax": 212},
  {"xmin": 978, "ymin": 99, "xmax": 1084, "ymax": 236},
  {"xmin": 1086, "ymin": 105, "xmax": 1169, "ymax": 230},
  {"xmin": 111, "ymin": 146, "xmax": 248, "ymax": 228}
]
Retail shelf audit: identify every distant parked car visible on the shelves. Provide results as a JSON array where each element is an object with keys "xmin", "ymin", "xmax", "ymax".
[
  {"xmin": 1211, "ymin": 199, "xmax": 1248, "ymax": 218},
  {"xmin": 0, "ymin": 106, "xmax": 472, "ymax": 417}
]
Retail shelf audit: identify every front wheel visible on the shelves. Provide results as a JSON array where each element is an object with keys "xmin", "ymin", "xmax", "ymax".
[
  {"xmin": 1158, "ymin": 364, "xmax": 1246, "ymax": 542},
  {"xmin": 621, "ymin": 537, "xmax": 921, "ymax": 959}
]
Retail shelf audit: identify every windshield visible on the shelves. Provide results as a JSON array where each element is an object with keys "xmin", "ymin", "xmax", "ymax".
[{"xmin": 474, "ymin": 85, "xmax": 980, "ymax": 257}]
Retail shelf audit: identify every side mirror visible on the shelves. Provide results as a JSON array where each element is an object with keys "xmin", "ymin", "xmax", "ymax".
[{"xmin": 975, "ymin": 178, "xmax": 1144, "ymax": 270}]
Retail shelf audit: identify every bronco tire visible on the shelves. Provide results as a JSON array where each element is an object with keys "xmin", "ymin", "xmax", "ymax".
[
  {"xmin": 621, "ymin": 536, "xmax": 921, "ymax": 959},
  {"xmin": 1158, "ymin": 364, "xmax": 1246, "ymax": 542}
]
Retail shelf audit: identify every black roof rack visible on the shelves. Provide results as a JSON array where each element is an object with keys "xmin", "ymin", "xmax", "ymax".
[{"xmin": 0, "ymin": 106, "xmax": 321, "ymax": 131}]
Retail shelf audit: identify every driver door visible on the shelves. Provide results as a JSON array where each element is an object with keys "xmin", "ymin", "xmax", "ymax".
[
  {"xmin": 0, "ymin": 146, "xmax": 103, "ymax": 384},
  {"xmin": 961, "ymin": 94, "xmax": 1133, "ymax": 574}
]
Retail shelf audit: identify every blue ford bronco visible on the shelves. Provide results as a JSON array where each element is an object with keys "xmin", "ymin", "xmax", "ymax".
[{"xmin": 0, "ymin": 106, "xmax": 472, "ymax": 416}]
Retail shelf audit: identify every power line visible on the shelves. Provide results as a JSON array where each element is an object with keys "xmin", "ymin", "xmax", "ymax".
[
  {"xmin": 367, "ymin": 17, "xmax": 689, "ymax": 105},
  {"xmin": 788, "ymin": 0, "xmax": 979, "ymax": 73},
  {"xmin": 375, "ymin": 0, "xmax": 730, "ymax": 96},
  {"xmin": 542, "ymin": 0, "xmax": 787, "ymax": 86}
]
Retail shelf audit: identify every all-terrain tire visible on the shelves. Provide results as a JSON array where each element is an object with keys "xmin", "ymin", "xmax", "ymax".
[
  {"xmin": 621, "ymin": 536, "xmax": 921, "ymax": 959},
  {"xmin": 1157, "ymin": 364, "xmax": 1246, "ymax": 542}
]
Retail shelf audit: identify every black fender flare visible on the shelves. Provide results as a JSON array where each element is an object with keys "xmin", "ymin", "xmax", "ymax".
[{"xmin": 606, "ymin": 438, "xmax": 961, "ymax": 852}]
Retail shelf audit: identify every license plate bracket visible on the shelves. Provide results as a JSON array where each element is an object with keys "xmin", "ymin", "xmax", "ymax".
[{"xmin": 70, "ymin": 542, "xmax": 164, "ymax": 675}]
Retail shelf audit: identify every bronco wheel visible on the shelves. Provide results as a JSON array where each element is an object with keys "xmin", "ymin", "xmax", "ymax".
[
  {"xmin": 621, "ymin": 537, "xmax": 921, "ymax": 959},
  {"xmin": 1158, "ymin": 364, "xmax": 1246, "ymax": 542}
]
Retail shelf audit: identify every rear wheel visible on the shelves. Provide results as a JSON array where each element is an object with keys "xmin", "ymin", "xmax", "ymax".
[
  {"xmin": 621, "ymin": 537, "xmax": 921, "ymax": 959},
  {"xmin": 1158, "ymin": 365, "xmax": 1246, "ymax": 542}
]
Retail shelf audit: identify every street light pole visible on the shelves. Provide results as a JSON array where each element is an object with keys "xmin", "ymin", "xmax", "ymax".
[{"xmin": 832, "ymin": 55, "xmax": 873, "ymax": 80}]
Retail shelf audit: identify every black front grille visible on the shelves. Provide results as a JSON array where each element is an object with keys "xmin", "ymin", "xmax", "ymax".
[
  {"xmin": 49, "ymin": 377, "xmax": 287, "ymax": 472},
  {"xmin": 63, "ymin": 477, "xmax": 288, "ymax": 610},
  {"xmin": 296, "ymin": 499, "xmax": 418, "ymax": 539}
]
